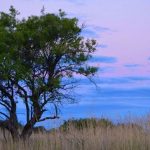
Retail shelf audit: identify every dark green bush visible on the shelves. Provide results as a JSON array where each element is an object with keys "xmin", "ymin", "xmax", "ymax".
[{"xmin": 60, "ymin": 118, "xmax": 114, "ymax": 131}]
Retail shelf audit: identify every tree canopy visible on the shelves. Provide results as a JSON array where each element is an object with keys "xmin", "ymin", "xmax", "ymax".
[{"xmin": 0, "ymin": 6, "xmax": 98, "ymax": 140}]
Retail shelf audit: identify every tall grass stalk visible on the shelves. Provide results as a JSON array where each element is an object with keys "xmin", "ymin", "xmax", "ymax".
[{"xmin": 1, "ymin": 116, "xmax": 150, "ymax": 150}]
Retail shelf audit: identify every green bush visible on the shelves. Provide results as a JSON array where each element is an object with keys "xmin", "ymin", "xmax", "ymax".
[{"xmin": 60, "ymin": 118, "xmax": 114, "ymax": 131}]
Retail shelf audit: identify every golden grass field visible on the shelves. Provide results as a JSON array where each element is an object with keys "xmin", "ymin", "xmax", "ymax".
[{"xmin": 1, "ymin": 115, "xmax": 150, "ymax": 150}]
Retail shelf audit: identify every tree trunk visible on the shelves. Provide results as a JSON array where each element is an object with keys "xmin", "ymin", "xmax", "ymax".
[
  {"xmin": 20, "ymin": 126, "xmax": 33, "ymax": 140},
  {"xmin": 20, "ymin": 98, "xmax": 42, "ymax": 140},
  {"xmin": 20, "ymin": 117, "xmax": 37, "ymax": 140},
  {"xmin": 10, "ymin": 128, "xmax": 20, "ymax": 142},
  {"xmin": 0, "ymin": 120, "xmax": 20, "ymax": 142}
]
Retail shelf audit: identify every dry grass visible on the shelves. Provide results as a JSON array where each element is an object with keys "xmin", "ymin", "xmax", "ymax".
[{"xmin": 1, "ymin": 116, "xmax": 150, "ymax": 150}]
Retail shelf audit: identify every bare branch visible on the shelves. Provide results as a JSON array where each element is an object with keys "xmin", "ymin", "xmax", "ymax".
[
  {"xmin": 0, "ymin": 112, "xmax": 9, "ymax": 119},
  {"xmin": 38, "ymin": 116, "xmax": 59, "ymax": 122},
  {"xmin": 0, "ymin": 101, "xmax": 11, "ymax": 112},
  {"xmin": 11, "ymin": 79, "xmax": 30, "ymax": 123}
]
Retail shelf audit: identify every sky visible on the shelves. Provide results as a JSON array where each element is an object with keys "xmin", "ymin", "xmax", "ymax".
[{"xmin": 1, "ymin": 0, "xmax": 150, "ymax": 126}]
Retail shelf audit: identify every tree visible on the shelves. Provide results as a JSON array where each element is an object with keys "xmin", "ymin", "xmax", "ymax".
[{"xmin": 0, "ymin": 6, "xmax": 98, "ymax": 140}]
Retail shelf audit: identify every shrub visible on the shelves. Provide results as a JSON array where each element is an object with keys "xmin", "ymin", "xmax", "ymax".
[{"xmin": 59, "ymin": 118, "xmax": 114, "ymax": 131}]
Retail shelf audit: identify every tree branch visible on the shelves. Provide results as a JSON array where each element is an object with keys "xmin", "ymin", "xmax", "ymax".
[
  {"xmin": 0, "ymin": 101, "xmax": 11, "ymax": 112},
  {"xmin": 0, "ymin": 84, "xmax": 13, "ymax": 100},
  {"xmin": 11, "ymin": 79, "xmax": 30, "ymax": 123},
  {"xmin": 38, "ymin": 116, "xmax": 59, "ymax": 122},
  {"xmin": 0, "ymin": 112, "xmax": 9, "ymax": 119}
]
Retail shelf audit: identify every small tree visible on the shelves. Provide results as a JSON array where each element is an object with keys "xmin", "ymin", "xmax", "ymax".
[{"xmin": 0, "ymin": 6, "xmax": 98, "ymax": 140}]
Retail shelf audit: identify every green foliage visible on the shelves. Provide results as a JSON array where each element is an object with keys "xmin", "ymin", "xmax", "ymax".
[
  {"xmin": 0, "ymin": 6, "xmax": 98, "ymax": 101},
  {"xmin": 60, "ymin": 118, "xmax": 113, "ymax": 131},
  {"xmin": 0, "ymin": 6, "xmax": 98, "ymax": 139}
]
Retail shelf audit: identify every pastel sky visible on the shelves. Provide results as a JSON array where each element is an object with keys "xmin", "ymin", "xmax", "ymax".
[{"xmin": 1, "ymin": 0, "xmax": 150, "ymax": 126}]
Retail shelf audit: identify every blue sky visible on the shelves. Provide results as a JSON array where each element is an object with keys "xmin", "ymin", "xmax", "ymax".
[{"xmin": 1, "ymin": 0, "xmax": 150, "ymax": 126}]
